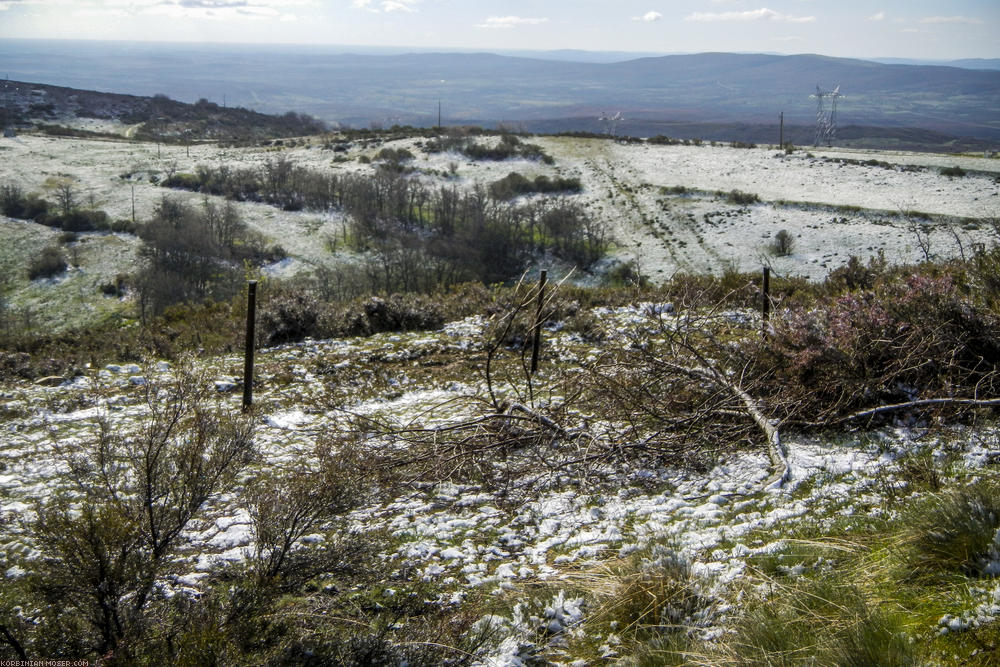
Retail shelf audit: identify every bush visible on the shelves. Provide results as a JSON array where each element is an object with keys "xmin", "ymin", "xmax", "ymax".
[
  {"xmin": 59, "ymin": 208, "xmax": 110, "ymax": 232},
  {"xmin": 0, "ymin": 183, "xmax": 51, "ymax": 220},
  {"xmin": 825, "ymin": 253, "xmax": 888, "ymax": 292},
  {"xmin": 940, "ymin": 165, "xmax": 967, "ymax": 178},
  {"xmin": 161, "ymin": 172, "xmax": 203, "ymax": 190},
  {"xmin": 489, "ymin": 172, "xmax": 582, "ymax": 200},
  {"xmin": 347, "ymin": 294, "xmax": 446, "ymax": 337},
  {"xmin": 766, "ymin": 268, "xmax": 1000, "ymax": 419},
  {"xmin": 259, "ymin": 290, "xmax": 322, "ymax": 345},
  {"xmin": 602, "ymin": 258, "xmax": 650, "ymax": 288},
  {"xmin": 770, "ymin": 229, "xmax": 794, "ymax": 256},
  {"xmin": 375, "ymin": 147, "xmax": 414, "ymax": 163},
  {"xmin": 13, "ymin": 372, "xmax": 257, "ymax": 659},
  {"xmin": 725, "ymin": 189, "xmax": 760, "ymax": 206},
  {"xmin": 28, "ymin": 245, "xmax": 68, "ymax": 279}
]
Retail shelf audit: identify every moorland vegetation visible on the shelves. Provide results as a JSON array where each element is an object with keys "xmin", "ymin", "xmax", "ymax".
[{"xmin": 0, "ymin": 118, "xmax": 998, "ymax": 663}]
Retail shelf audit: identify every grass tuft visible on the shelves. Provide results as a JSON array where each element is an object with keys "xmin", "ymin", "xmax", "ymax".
[{"xmin": 902, "ymin": 480, "xmax": 1000, "ymax": 580}]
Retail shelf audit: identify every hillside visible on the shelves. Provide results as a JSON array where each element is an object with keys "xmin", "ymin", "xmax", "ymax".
[
  {"xmin": 2, "ymin": 116, "xmax": 1000, "ymax": 662},
  {"xmin": 1, "ymin": 79, "xmax": 325, "ymax": 142},
  {"xmin": 3, "ymin": 40, "xmax": 999, "ymax": 147},
  {"xmin": 1, "ymin": 127, "xmax": 997, "ymax": 336}
]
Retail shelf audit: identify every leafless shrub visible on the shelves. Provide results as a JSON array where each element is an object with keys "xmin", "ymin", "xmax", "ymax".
[{"xmin": 17, "ymin": 366, "xmax": 256, "ymax": 659}]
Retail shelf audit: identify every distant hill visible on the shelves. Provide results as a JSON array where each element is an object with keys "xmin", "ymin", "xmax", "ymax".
[
  {"xmin": 872, "ymin": 57, "xmax": 1000, "ymax": 70},
  {"xmin": 0, "ymin": 79, "xmax": 325, "ymax": 142},
  {"xmin": 2, "ymin": 40, "xmax": 998, "ymax": 144}
]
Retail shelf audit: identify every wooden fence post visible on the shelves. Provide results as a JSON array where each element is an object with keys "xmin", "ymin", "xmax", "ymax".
[
  {"xmin": 761, "ymin": 266, "xmax": 771, "ymax": 336},
  {"xmin": 243, "ymin": 280, "xmax": 257, "ymax": 412},
  {"xmin": 530, "ymin": 270, "xmax": 547, "ymax": 374}
]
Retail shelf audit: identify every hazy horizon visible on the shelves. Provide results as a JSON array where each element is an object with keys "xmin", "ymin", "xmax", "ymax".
[{"xmin": 1, "ymin": 1, "xmax": 997, "ymax": 61}]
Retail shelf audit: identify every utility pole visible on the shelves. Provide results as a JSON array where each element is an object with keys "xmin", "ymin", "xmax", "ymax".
[{"xmin": 779, "ymin": 111, "xmax": 784, "ymax": 149}]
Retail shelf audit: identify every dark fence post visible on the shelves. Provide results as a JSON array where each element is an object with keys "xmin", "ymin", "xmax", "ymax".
[
  {"xmin": 243, "ymin": 280, "xmax": 257, "ymax": 412},
  {"xmin": 761, "ymin": 266, "xmax": 771, "ymax": 336},
  {"xmin": 530, "ymin": 270, "xmax": 547, "ymax": 375}
]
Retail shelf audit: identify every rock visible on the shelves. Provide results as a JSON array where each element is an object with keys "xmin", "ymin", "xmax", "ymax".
[{"xmin": 214, "ymin": 379, "xmax": 239, "ymax": 392}]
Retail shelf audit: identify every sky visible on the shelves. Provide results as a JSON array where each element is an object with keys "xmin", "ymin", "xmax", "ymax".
[{"xmin": 0, "ymin": 0, "xmax": 997, "ymax": 60}]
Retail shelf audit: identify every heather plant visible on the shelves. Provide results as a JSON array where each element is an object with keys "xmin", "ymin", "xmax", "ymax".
[{"xmin": 765, "ymin": 268, "xmax": 1000, "ymax": 420}]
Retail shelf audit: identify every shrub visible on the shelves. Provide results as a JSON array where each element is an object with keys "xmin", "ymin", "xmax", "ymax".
[
  {"xmin": 28, "ymin": 245, "xmax": 68, "ymax": 279},
  {"xmin": 770, "ymin": 229, "xmax": 794, "ymax": 256},
  {"xmin": 59, "ymin": 208, "xmax": 110, "ymax": 232},
  {"xmin": 375, "ymin": 147, "xmax": 414, "ymax": 163},
  {"xmin": 825, "ymin": 252, "xmax": 888, "ymax": 291},
  {"xmin": 940, "ymin": 165, "xmax": 967, "ymax": 178},
  {"xmin": 725, "ymin": 189, "xmax": 760, "ymax": 206},
  {"xmin": 602, "ymin": 258, "xmax": 650, "ymax": 288},
  {"xmin": 16, "ymin": 372, "xmax": 257, "ymax": 659},
  {"xmin": 489, "ymin": 172, "xmax": 582, "ymax": 200},
  {"xmin": 766, "ymin": 269, "xmax": 1000, "ymax": 419},
  {"xmin": 0, "ymin": 183, "xmax": 51, "ymax": 220},
  {"xmin": 350, "ymin": 294, "xmax": 445, "ymax": 336},
  {"xmin": 161, "ymin": 172, "xmax": 203, "ymax": 190},
  {"xmin": 259, "ymin": 291, "xmax": 322, "ymax": 345}
]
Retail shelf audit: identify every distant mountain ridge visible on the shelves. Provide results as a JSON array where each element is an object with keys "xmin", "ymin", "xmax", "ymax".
[
  {"xmin": 2, "ymin": 40, "xmax": 998, "ymax": 142},
  {"xmin": 872, "ymin": 57, "xmax": 1000, "ymax": 70}
]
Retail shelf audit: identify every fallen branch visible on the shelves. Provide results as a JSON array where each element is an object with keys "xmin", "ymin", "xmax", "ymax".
[
  {"xmin": 660, "ymin": 360, "xmax": 790, "ymax": 489},
  {"xmin": 806, "ymin": 396, "xmax": 1000, "ymax": 427}
]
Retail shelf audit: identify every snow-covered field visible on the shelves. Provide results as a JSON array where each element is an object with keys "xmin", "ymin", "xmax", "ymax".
[
  {"xmin": 2, "ymin": 132, "xmax": 998, "ymax": 330},
  {"xmin": 2, "ymin": 306, "xmax": 998, "ymax": 662}
]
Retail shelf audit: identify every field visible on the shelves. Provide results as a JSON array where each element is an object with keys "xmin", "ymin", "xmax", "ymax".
[
  {"xmin": 1, "ymin": 131, "xmax": 997, "ymax": 332},
  {"xmin": 2, "ymin": 128, "xmax": 1000, "ymax": 663}
]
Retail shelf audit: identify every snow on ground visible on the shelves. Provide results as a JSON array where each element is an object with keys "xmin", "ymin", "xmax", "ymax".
[
  {"xmin": 2, "ymin": 133, "xmax": 997, "ymax": 326},
  {"xmin": 1, "ymin": 310, "xmax": 995, "ymax": 654}
]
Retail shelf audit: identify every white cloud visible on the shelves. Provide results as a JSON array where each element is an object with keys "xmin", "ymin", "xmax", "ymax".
[
  {"xmin": 867, "ymin": 11, "xmax": 884, "ymax": 21},
  {"xmin": 634, "ymin": 10, "xmax": 661, "ymax": 22},
  {"xmin": 0, "ymin": 0, "xmax": 67, "ymax": 9},
  {"xmin": 381, "ymin": 0, "xmax": 413, "ymax": 12},
  {"xmin": 919, "ymin": 15, "xmax": 982, "ymax": 25},
  {"xmin": 114, "ymin": 0, "xmax": 311, "ymax": 20},
  {"xmin": 475, "ymin": 15, "xmax": 548, "ymax": 29},
  {"xmin": 685, "ymin": 7, "xmax": 815, "ymax": 23},
  {"xmin": 353, "ymin": 0, "xmax": 416, "ymax": 13}
]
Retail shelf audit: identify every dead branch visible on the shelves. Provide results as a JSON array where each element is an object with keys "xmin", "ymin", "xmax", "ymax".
[
  {"xmin": 657, "ymin": 359, "xmax": 790, "ymax": 488},
  {"xmin": 802, "ymin": 396, "xmax": 1000, "ymax": 427}
]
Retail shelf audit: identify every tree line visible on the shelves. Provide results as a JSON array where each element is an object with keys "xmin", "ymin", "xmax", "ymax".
[{"xmin": 163, "ymin": 157, "xmax": 607, "ymax": 292}]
